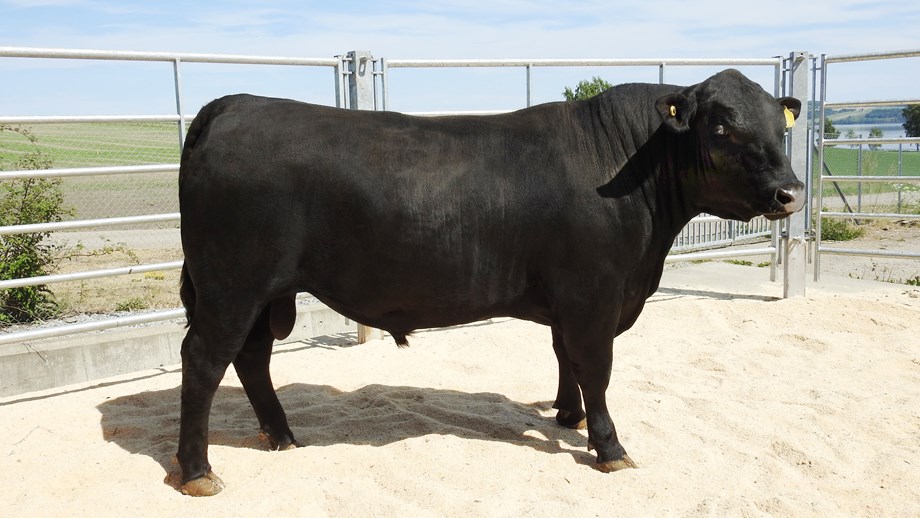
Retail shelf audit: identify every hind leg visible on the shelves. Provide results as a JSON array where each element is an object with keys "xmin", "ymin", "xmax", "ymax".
[
  {"xmin": 176, "ymin": 307, "xmax": 260, "ymax": 496},
  {"xmin": 233, "ymin": 306, "xmax": 298, "ymax": 450},
  {"xmin": 551, "ymin": 325, "xmax": 587, "ymax": 429}
]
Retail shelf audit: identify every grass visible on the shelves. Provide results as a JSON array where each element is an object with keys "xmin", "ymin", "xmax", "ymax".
[
  {"xmin": 1, "ymin": 122, "xmax": 182, "ymax": 220},
  {"xmin": 114, "ymin": 297, "xmax": 149, "ymax": 312},
  {"xmin": 0, "ymin": 122, "xmax": 181, "ymax": 168},
  {"xmin": 723, "ymin": 260, "xmax": 772, "ymax": 268},
  {"xmin": 818, "ymin": 147, "xmax": 920, "ymax": 198},
  {"xmin": 820, "ymin": 218, "xmax": 866, "ymax": 241},
  {"xmin": 725, "ymin": 259, "xmax": 753, "ymax": 266}
]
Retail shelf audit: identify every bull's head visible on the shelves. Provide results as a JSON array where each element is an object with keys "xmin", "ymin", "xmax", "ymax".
[{"xmin": 654, "ymin": 69, "xmax": 805, "ymax": 222}]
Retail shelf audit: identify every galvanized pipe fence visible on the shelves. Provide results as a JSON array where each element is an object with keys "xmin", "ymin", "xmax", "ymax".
[
  {"xmin": 813, "ymin": 50, "xmax": 920, "ymax": 281},
  {"xmin": 1, "ymin": 47, "xmax": 810, "ymax": 345}
]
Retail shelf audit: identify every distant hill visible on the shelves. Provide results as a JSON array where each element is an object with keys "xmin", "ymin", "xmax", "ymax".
[
  {"xmin": 826, "ymin": 106, "xmax": 905, "ymax": 124},
  {"xmin": 805, "ymin": 102, "xmax": 907, "ymax": 124}
]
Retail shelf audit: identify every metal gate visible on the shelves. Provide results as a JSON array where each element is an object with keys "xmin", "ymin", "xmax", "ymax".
[{"xmin": 813, "ymin": 50, "xmax": 920, "ymax": 280}]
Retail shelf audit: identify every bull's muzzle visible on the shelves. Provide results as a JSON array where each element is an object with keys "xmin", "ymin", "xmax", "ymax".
[{"xmin": 765, "ymin": 182, "xmax": 805, "ymax": 221}]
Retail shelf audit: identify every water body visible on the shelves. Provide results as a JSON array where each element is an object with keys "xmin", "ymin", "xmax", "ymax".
[{"xmin": 834, "ymin": 123, "xmax": 915, "ymax": 150}]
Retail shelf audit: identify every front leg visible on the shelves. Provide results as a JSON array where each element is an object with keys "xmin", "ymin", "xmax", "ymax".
[
  {"xmin": 575, "ymin": 360, "xmax": 637, "ymax": 472},
  {"xmin": 556, "ymin": 315, "xmax": 637, "ymax": 472}
]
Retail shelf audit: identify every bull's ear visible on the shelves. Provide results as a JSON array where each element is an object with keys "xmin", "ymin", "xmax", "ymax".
[
  {"xmin": 655, "ymin": 93, "xmax": 697, "ymax": 133},
  {"xmin": 778, "ymin": 97, "xmax": 801, "ymax": 120}
]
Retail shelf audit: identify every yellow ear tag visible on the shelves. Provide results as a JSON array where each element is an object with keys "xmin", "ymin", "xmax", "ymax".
[
  {"xmin": 784, "ymin": 107, "xmax": 796, "ymax": 129},
  {"xmin": 669, "ymin": 105, "xmax": 677, "ymax": 117}
]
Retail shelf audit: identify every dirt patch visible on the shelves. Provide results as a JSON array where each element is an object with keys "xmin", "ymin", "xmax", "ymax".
[
  {"xmin": 818, "ymin": 220, "xmax": 920, "ymax": 284},
  {"xmin": 51, "ymin": 247, "xmax": 184, "ymax": 315}
]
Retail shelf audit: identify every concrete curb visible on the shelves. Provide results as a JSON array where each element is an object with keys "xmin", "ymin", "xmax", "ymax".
[{"xmin": 0, "ymin": 304, "xmax": 355, "ymax": 398}]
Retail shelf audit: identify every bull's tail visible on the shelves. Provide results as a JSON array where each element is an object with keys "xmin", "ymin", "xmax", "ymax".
[{"xmin": 180, "ymin": 262, "xmax": 195, "ymax": 326}]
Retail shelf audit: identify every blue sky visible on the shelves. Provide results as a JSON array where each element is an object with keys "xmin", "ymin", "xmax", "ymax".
[{"xmin": 1, "ymin": 1, "xmax": 919, "ymax": 115}]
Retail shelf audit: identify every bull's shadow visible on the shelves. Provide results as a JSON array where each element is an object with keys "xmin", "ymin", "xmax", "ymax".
[{"xmin": 97, "ymin": 381, "xmax": 594, "ymax": 482}]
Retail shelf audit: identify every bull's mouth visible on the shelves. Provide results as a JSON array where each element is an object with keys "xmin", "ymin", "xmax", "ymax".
[
  {"xmin": 762, "ymin": 184, "xmax": 805, "ymax": 221},
  {"xmin": 763, "ymin": 211, "xmax": 794, "ymax": 221}
]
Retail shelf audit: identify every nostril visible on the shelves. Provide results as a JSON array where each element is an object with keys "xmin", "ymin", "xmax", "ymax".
[{"xmin": 775, "ymin": 188, "xmax": 797, "ymax": 206}]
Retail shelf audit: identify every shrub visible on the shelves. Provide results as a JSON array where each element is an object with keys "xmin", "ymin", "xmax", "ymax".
[
  {"xmin": 725, "ymin": 259, "xmax": 753, "ymax": 266},
  {"xmin": 820, "ymin": 217, "xmax": 865, "ymax": 241},
  {"xmin": 0, "ymin": 125, "xmax": 72, "ymax": 325},
  {"xmin": 114, "ymin": 297, "xmax": 148, "ymax": 312}
]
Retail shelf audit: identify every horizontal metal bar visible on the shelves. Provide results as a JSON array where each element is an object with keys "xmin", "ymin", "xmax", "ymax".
[
  {"xmin": 0, "ymin": 213, "xmax": 180, "ymax": 235},
  {"xmin": 664, "ymin": 247, "xmax": 775, "ymax": 264},
  {"xmin": 686, "ymin": 216, "xmax": 731, "ymax": 224},
  {"xmin": 823, "ymin": 137, "xmax": 920, "ymax": 146},
  {"xmin": 0, "ymin": 115, "xmax": 182, "ymax": 124},
  {"xmin": 819, "ymin": 175, "xmax": 920, "ymax": 183},
  {"xmin": 0, "ymin": 261, "xmax": 183, "ymax": 290},
  {"xmin": 670, "ymin": 241, "xmax": 735, "ymax": 253},
  {"xmin": 386, "ymin": 57, "xmax": 780, "ymax": 68},
  {"xmin": 825, "ymin": 100, "xmax": 920, "ymax": 109},
  {"xmin": 821, "ymin": 212, "xmax": 920, "ymax": 221},
  {"xmin": 817, "ymin": 247, "xmax": 920, "ymax": 260},
  {"xmin": 824, "ymin": 49, "xmax": 920, "ymax": 64},
  {"xmin": 0, "ymin": 46, "xmax": 338, "ymax": 67},
  {"xmin": 0, "ymin": 308, "xmax": 186, "ymax": 346},
  {"xmin": 0, "ymin": 164, "xmax": 178, "ymax": 181},
  {"xmin": 404, "ymin": 110, "xmax": 513, "ymax": 117}
]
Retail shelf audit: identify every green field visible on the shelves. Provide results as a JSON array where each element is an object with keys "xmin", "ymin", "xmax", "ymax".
[
  {"xmin": 818, "ymin": 147, "xmax": 920, "ymax": 205},
  {"xmin": 1, "ymin": 122, "xmax": 183, "ymax": 219},
  {"xmin": 0, "ymin": 122, "xmax": 181, "ymax": 168}
]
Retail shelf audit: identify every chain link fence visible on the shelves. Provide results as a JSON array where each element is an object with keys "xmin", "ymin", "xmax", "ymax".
[
  {"xmin": 1, "ymin": 121, "xmax": 183, "ymax": 324},
  {"xmin": 818, "ymin": 140, "xmax": 920, "ymax": 215}
]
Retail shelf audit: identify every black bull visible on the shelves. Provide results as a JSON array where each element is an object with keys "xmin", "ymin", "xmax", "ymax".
[{"xmin": 175, "ymin": 69, "xmax": 804, "ymax": 495}]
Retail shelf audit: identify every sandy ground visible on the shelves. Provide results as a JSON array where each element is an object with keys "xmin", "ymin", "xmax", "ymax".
[{"xmin": 2, "ymin": 262, "xmax": 919, "ymax": 517}]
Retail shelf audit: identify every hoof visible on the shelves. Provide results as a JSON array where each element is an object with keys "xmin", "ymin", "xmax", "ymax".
[
  {"xmin": 555, "ymin": 409, "xmax": 587, "ymax": 430},
  {"xmin": 179, "ymin": 471, "xmax": 225, "ymax": 497},
  {"xmin": 595, "ymin": 455, "xmax": 638, "ymax": 473},
  {"xmin": 259, "ymin": 431, "xmax": 300, "ymax": 451}
]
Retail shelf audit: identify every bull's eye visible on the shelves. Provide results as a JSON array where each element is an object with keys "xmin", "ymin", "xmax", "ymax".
[{"xmin": 713, "ymin": 124, "xmax": 727, "ymax": 136}]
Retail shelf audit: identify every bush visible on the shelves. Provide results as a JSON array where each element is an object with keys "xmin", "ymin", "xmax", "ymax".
[
  {"xmin": 0, "ymin": 125, "xmax": 72, "ymax": 325},
  {"xmin": 820, "ymin": 217, "xmax": 865, "ymax": 241}
]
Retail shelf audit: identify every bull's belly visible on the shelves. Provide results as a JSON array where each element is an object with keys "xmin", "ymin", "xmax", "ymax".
[{"xmin": 309, "ymin": 283, "xmax": 552, "ymax": 339}]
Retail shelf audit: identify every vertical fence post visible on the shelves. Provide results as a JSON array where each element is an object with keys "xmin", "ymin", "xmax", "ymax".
[
  {"xmin": 526, "ymin": 64, "xmax": 533, "ymax": 107},
  {"xmin": 172, "ymin": 58, "xmax": 186, "ymax": 150},
  {"xmin": 380, "ymin": 57, "xmax": 389, "ymax": 111},
  {"xmin": 345, "ymin": 50, "xmax": 386, "ymax": 343},
  {"xmin": 783, "ymin": 51, "xmax": 809, "ymax": 297},
  {"xmin": 898, "ymin": 143, "xmax": 903, "ymax": 212},
  {"xmin": 334, "ymin": 55, "xmax": 344, "ymax": 108},
  {"xmin": 857, "ymin": 142, "xmax": 863, "ymax": 212},
  {"xmin": 347, "ymin": 50, "xmax": 375, "ymax": 110}
]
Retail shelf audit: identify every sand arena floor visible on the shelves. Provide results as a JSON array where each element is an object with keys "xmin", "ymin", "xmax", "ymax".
[{"xmin": 2, "ymin": 262, "xmax": 919, "ymax": 516}]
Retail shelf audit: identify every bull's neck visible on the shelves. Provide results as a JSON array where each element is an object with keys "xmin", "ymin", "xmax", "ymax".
[{"xmin": 586, "ymin": 95, "xmax": 702, "ymax": 243}]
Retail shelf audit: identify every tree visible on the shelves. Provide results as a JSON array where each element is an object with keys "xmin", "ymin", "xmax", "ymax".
[
  {"xmin": 562, "ymin": 76, "xmax": 613, "ymax": 101},
  {"xmin": 903, "ymin": 105, "xmax": 920, "ymax": 150},
  {"xmin": 823, "ymin": 118, "xmax": 840, "ymax": 140},
  {"xmin": 845, "ymin": 128, "xmax": 858, "ymax": 148},
  {"xmin": 868, "ymin": 127, "xmax": 884, "ymax": 150}
]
